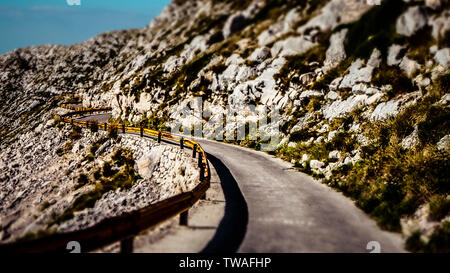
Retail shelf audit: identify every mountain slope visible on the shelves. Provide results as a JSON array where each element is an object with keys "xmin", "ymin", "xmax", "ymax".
[{"xmin": 0, "ymin": 0, "xmax": 449, "ymax": 252}]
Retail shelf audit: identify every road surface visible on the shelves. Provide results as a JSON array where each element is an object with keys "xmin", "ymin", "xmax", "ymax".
[{"xmin": 195, "ymin": 139, "xmax": 405, "ymax": 253}]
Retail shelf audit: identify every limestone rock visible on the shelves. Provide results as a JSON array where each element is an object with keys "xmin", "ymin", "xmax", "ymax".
[
  {"xmin": 328, "ymin": 150, "xmax": 341, "ymax": 160},
  {"xmin": 310, "ymin": 159, "xmax": 325, "ymax": 169},
  {"xmin": 271, "ymin": 36, "xmax": 315, "ymax": 57},
  {"xmin": 387, "ymin": 44, "xmax": 406, "ymax": 66},
  {"xmin": 323, "ymin": 28, "xmax": 348, "ymax": 72},
  {"xmin": 248, "ymin": 47, "xmax": 271, "ymax": 63},
  {"xmin": 437, "ymin": 135, "xmax": 450, "ymax": 151},
  {"xmin": 396, "ymin": 6, "xmax": 428, "ymax": 37},
  {"xmin": 339, "ymin": 49, "xmax": 381, "ymax": 88},
  {"xmin": 434, "ymin": 48, "xmax": 450, "ymax": 69},
  {"xmin": 425, "ymin": 0, "xmax": 442, "ymax": 10},
  {"xmin": 401, "ymin": 126, "xmax": 419, "ymax": 150},
  {"xmin": 400, "ymin": 56, "xmax": 421, "ymax": 77},
  {"xmin": 370, "ymin": 100, "xmax": 400, "ymax": 121},
  {"xmin": 323, "ymin": 95, "xmax": 368, "ymax": 120},
  {"xmin": 429, "ymin": 10, "xmax": 450, "ymax": 39}
]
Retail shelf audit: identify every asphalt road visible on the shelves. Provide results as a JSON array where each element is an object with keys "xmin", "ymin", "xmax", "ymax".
[
  {"xmin": 75, "ymin": 112, "xmax": 405, "ymax": 252},
  {"xmin": 76, "ymin": 113, "xmax": 111, "ymax": 123},
  {"xmin": 195, "ymin": 139, "xmax": 406, "ymax": 253}
]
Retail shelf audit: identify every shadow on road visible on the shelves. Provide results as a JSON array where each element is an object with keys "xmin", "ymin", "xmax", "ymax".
[{"xmin": 201, "ymin": 153, "xmax": 249, "ymax": 253}]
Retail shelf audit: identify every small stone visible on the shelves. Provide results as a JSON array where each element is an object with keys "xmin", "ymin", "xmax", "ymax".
[
  {"xmin": 328, "ymin": 150, "xmax": 341, "ymax": 160},
  {"xmin": 352, "ymin": 83, "xmax": 368, "ymax": 94},
  {"xmin": 387, "ymin": 44, "xmax": 406, "ymax": 66},
  {"xmin": 365, "ymin": 92, "xmax": 384, "ymax": 105},
  {"xmin": 425, "ymin": 0, "xmax": 442, "ymax": 10},
  {"xmin": 301, "ymin": 154, "xmax": 310, "ymax": 163},
  {"xmin": 439, "ymin": 93, "xmax": 450, "ymax": 105},
  {"xmin": 370, "ymin": 100, "xmax": 400, "ymax": 121},
  {"xmin": 401, "ymin": 126, "xmax": 419, "ymax": 150},
  {"xmin": 326, "ymin": 91, "xmax": 340, "ymax": 101},
  {"xmin": 434, "ymin": 48, "xmax": 450, "ymax": 69},
  {"xmin": 310, "ymin": 160, "xmax": 325, "ymax": 169},
  {"xmin": 314, "ymin": 136, "xmax": 325, "ymax": 144},
  {"xmin": 400, "ymin": 56, "xmax": 421, "ymax": 77},
  {"xmin": 437, "ymin": 135, "xmax": 450, "ymax": 151},
  {"xmin": 396, "ymin": 6, "xmax": 428, "ymax": 37}
]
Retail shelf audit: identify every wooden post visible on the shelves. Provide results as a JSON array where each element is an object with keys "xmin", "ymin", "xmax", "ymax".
[
  {"xmin": 200, "ymin": 163, "xmax": 205, "ymax": 181},
  {"xmin": 192, "ymin": 144, "xmax": 197, "ymax": 158},
  {"xmin": 198, "ymin": 152, "xmax": 202, "ymax": 168},
  {"xmin": 180, "ymin": 137, "xmax": 184, "ymax": 149},
  {"xmin": 104, "ymin": 122, "xmax": 107, "ymax": 131},
  {"xmin": 140, "ymin": 127, "xmax": 143, "ymax": 137},
  {"xmin": 180, "ymin": 210, "xmax": 188, "ymax": 226},
  {"xmin": 122, "ymin": 124, "xmax": 125, "ymax": 133},
  {"xmin": 158, "ymin": 132, "xmax": 162, "ymax": 143},
  {"xmin": 120, "ymin": 237, "xmax": 134, "ymax": 253}
]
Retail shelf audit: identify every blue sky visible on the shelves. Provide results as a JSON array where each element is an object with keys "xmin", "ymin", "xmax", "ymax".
[{"xmin": 0, "ymin": 0, "xmax": 171, "ymax": 54}]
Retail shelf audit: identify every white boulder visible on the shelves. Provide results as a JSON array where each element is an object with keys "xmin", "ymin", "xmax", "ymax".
[{"xmin": 396, "ymin": 6, "xmax": 428, "ymax": 37}]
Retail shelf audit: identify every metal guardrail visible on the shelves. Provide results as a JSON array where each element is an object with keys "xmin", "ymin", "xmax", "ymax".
[{"xmin": 0, "ymin": 105, "xmax": 210, "ymax": 253}]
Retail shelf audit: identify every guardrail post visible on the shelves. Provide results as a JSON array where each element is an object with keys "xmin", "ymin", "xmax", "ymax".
[
  {"xmin": 120, "ymin": 237, "xmax": 134, "ymax": 253},
  {"xmin": 104, "ymin": 122, "xmax": 107, "ymax": 131},
  {"xmin": 180, "ymin": 137, "xmax": 184, "ymax": 149},
  {"xmin": 140, "ymin": 127, "xmax": 143, "ymax": 137},
  {"xmin": 158, "ymin": 132, "xmax": 162, "ymax": 143},
  {"xmin": 198, "ymin": 152, "xmax": 202, "ymax": 168},
  {"xmin": 122, "ymin": 124, "xmax": 125, "ymax": 133},
  {"xmin": 200, "ymin": 163, "xmax": 205, "ymax": 181},
  {"xmin": 192, "ymin": 144, "xmax": 197, "ymax": 158},
  {"xmin": 180, "ymin": 210, "xmax": 188, "ymax": 226}
]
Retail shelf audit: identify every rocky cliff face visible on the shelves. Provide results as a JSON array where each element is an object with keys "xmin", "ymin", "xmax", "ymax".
[
  {"xmin": 0, "ymin": 113, "xmax": 199, "ymax": 243},
  {"xmin": 0, "ymin": 0, "xmax": 449, "ymax": 251}
]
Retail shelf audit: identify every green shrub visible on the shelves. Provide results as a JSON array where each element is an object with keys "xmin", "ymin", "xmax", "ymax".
[
  {"xmin": 290, "ymin": 128, "xmax": 316, "ymax": 142},
  {"xmin": 102, "ymin": 162, "xmax": 115, "ymax": 177},
  {"xmin": 341, "ymin": 0, "xmax": 406, "ymax": 59},
  {"xmin": 112, "ymin": 148, "xmax": 135, "ymax": 167},
  {"xmin": 429, "ymin": 195, "xmax": 450, "ymax": 221},
  {"xmin": 56, "ymin": 141, "xmax": 73, "ymax": 156},
  {"xmin": 89, "ymin": 121, "xmax": 99, "ymax": 133},
  {"xmin": 405, "ymin": 231, "xmax": 425, "ymax": 253},
  {"xmin": 75, "ymin": 173, "xmax": 89, "ymax": 189},
  {"xmin": 93, "ymin": 169, "xmax": 102, "ymax": 180},
  {"xmin": 407, "ymin": 221, "xmax": 450, "ymax": 253},
  {"xmin": 69, "ymin": 126, "xmax": 82, "ymax": 140},
  {"xmin": 425, "ymin": 221, "xmax": 450, "ymax": 253},
  {"xmin": 417, "ymin": 105, "xmax": 450, "ymax": 145},
  {"xmin": 179, "ymin": 166, "xmax": 186, "ymax": 176},
  {"xmin": 372, "ymin": 63, "xmax": 414, "ymax": 97},
  {"xmin": 107, "ymin": 125, "xmax": 118, "ymax": 139},
  {"xmin": 40, "ymin": 201, "xmax": 51, "ymax": 211},
  {"xmin": 434, "ymin": 73, "xmax": 450, "ymax": 97}
]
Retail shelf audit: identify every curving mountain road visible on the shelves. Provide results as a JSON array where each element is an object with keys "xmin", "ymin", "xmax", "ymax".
[
  {"xmin": 195, "ymin": 138, "xmax": 405, "ymax": 253},
  {"xmin": 77, "ymin": 112, "xmax": 405, "ymax": 253}
]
